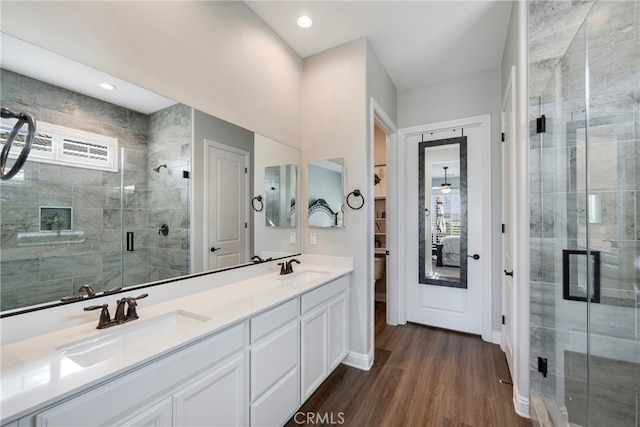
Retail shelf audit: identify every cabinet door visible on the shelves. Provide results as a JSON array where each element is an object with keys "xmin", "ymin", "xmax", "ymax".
[
  {"xmin": 328, "ymin": 293, "xmax": 349, "ymax": 371},
  {"xmin": 173, "ymin": 353, "xmax": 247, "ymax": 427},
  {"xmin": 250, "ymin": 367, "xmax": 299, "ymax": 427},
  {"xmin": 300, "ymin": 305, "xmax": 328, "ymax": 401},
  {"xmin": 120, "ymin": 397, "xmax": 172, "ymax": 427}
]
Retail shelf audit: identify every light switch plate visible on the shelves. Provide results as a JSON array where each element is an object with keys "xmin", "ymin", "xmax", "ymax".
[
  {"xmin": 310, "ymin": 233, "xmax": 317, "ymax": 245},
  {"xmin": 290, "ymin": 232, "xmax": 296, "ymax": 244}
]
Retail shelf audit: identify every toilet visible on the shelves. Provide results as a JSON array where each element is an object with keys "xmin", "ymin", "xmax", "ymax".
[
  {"xmin": 374, "ymin": 257, "xmax": 386, "ymax": 282},
  {"xmin": 374, "ymin": 257, "xmax": 386, "ymax": 302}
]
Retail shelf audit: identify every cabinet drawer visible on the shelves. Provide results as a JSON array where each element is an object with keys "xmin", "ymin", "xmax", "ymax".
[
  {"xmin": 301, "ymin": 275, "xmax": 349, "ymax": 314},
  {"xmin": 250, "ymin": 321, "xmax": 298, "ymax": 401},
  {"xmin": 250, "ymin": 298, "xmax": 297, "ymax": 344},
  {"xmin": 250, "ymin": 367, "xmax": 299, "ymax": 427},
  {"xmin": 35, "ymin": 323, "xmax": 246, "ymax": 426}
]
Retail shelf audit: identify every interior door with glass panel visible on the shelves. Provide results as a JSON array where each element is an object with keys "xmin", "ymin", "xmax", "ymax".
[{"xmin": 407, "ymin": 128, "xmax": 484, "ymax": 334}]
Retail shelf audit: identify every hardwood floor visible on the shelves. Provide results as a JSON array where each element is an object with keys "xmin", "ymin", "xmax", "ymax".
[{"xmin": 286, "ymin": 302, "xmax": 531, "ymax": 427}]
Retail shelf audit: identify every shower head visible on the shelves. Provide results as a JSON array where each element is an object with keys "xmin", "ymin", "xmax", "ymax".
[{"xmin": 153, "ymin": 164, "xmax": 167, "ymax": 173}]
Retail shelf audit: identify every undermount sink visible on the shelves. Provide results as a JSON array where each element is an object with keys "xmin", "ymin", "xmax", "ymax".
[
  {"xmin": 278, "ymin": 270, "xmax": 329, "ymax": 286},
  {"xmin": 57, "ymin": 310, "xmax": 211, "ymax": 367}
]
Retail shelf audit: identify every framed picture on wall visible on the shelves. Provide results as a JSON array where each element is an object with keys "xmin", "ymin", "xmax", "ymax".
[{"xmin": 374, "ymin": 165, "xmax": 386, "ymax": 198}]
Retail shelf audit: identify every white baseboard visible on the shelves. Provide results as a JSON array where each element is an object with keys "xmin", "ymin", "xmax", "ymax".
[
  {"xmin": 513, "ymin": 383, "xmax": 530, "ymax": 419},
  {"xmin": 341, "ymin": 350, "xmax": 373, "ymax": 371},
  {"xmin": 492, "ymin": 330, "xmax": 502, "ymax": 345}
]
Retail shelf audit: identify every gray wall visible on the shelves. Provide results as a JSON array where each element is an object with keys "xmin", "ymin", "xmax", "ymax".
[{"xmin": 191, "ymin": 109, "xmax": 255, "ymax": 273}]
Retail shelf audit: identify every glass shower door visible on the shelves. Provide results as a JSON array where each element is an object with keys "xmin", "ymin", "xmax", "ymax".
[{"xmin": 534, "ymin": 2, "xmax": 640, "ymax": 425}]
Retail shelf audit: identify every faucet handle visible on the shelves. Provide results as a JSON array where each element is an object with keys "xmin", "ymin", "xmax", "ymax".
[
  {"xmin": 124, "ymin": 294, "xmax": 148, "ymax": 319},
  {"xmin": 278, "ymin": 262, "xmax": 287, "ymax": 275},
  {"xmin": 84, "ymin": 304, "xmax": 108, "ymax": 311},
  {"xmin": 84, "ymin": 304, "xmax": 112, "ymax": 329}
]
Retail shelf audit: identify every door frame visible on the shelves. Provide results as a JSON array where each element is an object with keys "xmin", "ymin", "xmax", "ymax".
[
  {"xmin": 203, "ymin": 139, "xmax": 250, "ymax": 270},
  {"xmin": 397, "ymin": 114, "xmax": 492, "ymax": 342},
  {"xmin": 501, "ymin": 66, "xmax": 517, "ymax": 374},
  {"xmin": 369, "ymin": 98, "xmax": 398, "ymax": 337}
]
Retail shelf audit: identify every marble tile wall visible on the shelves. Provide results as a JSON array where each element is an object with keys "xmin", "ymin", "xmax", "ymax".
[
  {"xmin": 0, "ymin": 70, "xmax": 191, "ymax": 311},
  {"xmin": 528, "ymin": 1, "xmax": 640, "ymax": 425}
]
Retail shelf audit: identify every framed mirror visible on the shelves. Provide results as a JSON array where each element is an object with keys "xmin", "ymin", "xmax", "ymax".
[
  {"xmin": 0, "ymin": 33, "xmax": 301, "ymax": 314},
  {"xmin": 264, "ymin": 164, "xmax": 297, "ymax": 228},
  {"xmin": 418, "ymin": 137, "xmax": 467, "ymax": 288},
  {"xmin": 308, "ymin": 158, "xmax": 345, "ymax": 228}
]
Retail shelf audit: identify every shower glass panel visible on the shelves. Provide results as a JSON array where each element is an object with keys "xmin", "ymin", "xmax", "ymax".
[
  {"xmin": 531, "ymin": 1, "xmax": 639, "ymax": 425},
  {"xmin": 0, "ymin": 67, "xmax": 192, "ymax": 311}
]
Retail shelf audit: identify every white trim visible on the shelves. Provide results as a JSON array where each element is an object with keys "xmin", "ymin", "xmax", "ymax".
[
  {"xmin": 397, "ymin": 114, "xmax": 493, "ymax": 342},
  {"xmin": 370, "ymin": 98, "xmax": 399, "ymax": 330},
  {"xmin": 513, "ymin": 382, "xmax": 530, "ymax": 419},
  {"xmin": 491, "ymin": 330, "xmax": 502, "ymax": 345},
  {"xmin": 341, "ymin": 350, "xmax": 373, "ymax": 371}
]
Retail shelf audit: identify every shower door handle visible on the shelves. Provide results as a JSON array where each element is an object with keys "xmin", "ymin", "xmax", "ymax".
[{"xmin": 126, "ymin": 232, "xmax": 134, "ymax": 251}]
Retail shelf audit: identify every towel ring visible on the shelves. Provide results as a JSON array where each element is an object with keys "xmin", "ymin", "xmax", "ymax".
[
  {"xmin": 0, "ymin": 107, "xmax": 37, "ymax": 181},
  {"xmin": 346, "ymin": 189, "xmax": 365, "ymax": 210},
  {"xmin": 252, "ymin": 195, "xmax": 264, "ymax": 212}
]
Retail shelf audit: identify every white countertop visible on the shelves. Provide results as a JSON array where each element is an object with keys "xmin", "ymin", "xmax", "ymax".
[{"xmin": 0, "ymin": 261, "xmax": 352, "ymax": 424}]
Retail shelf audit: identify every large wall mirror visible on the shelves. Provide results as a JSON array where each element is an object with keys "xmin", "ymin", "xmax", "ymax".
[
  {"xmin": 308, "ymin": 158, "xmax": 345, "ymax": 228},
  {"xmin": 418, "ymin": 137, "xmax": 467, "ymax": 288},
  {"xmin": 0, "ymin": 33, "xmax": 301, "ymax": 314}
]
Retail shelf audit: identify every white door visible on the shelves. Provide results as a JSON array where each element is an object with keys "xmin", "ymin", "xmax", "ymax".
[
  {"xmin": 404, "ymin": 117, "xmax": 491, "ymax": 336},
  {"xmin": 501, "ymin": 69, "xmax": 516, "ymax": 374},
  {"xmin": 206, "ymin": 141, "xmax": 248, "ymax": 270}
]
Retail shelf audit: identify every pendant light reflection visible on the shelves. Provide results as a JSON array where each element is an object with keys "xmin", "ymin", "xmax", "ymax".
[{"xmin": 440, "ymin": 166, "xmax": 452, "ymax": 194}]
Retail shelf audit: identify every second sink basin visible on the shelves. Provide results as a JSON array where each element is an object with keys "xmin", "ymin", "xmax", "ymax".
[
  {"xmin": 57, "ymin": 310, "xmax": 210, "ymax": 367},
  {"xmin": 278, "ymin": 270, "xmax": 329, "ymax": 286}
]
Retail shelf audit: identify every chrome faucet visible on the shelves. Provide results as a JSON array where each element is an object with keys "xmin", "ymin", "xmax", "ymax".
[{"xmin": 278, "ymin": 258, "xmax": 301, "ymax": 275}]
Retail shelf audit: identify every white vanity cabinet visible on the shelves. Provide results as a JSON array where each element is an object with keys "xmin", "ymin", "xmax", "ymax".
[
  {"xmin": 249, "ymin": 298, "xmax": 300, "ymax": 426},
  {"xmin": 300, "ymin": 275, "xmax": 350, "ymax": 400},
  {"xmin": 34, "ymin": 323, "xmax": 248, "ymax": 427},
  {"xmin": 2, "ymin": 269, "xmax": 353, "ymax": 427}
]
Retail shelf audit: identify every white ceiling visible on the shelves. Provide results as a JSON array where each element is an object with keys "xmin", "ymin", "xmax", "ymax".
[
  {"xmin": 0, "ymin": 33, "xmax": 175, "ymax": 115},
  {"xmin": 244, "ymin": 0, "xmax": 513, "ymax": 90}
]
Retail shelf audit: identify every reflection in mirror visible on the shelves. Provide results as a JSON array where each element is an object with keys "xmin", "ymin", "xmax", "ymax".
[
  {"xmin": 308, "ymin": 158, "xmax": 345, "ymax": 228},
  {"xmin": 265, "ymin": 164, "xmax": 296, "ymax": 228},
  {"xmin": 0, "ymin": 33, "xmax": 301, "ymax": 314},
  {"xmin": 418, "ymin": 137, "xmax": 467, "ymax": 288}
]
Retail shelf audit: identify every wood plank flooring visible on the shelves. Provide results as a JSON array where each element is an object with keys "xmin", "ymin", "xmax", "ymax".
[{"xmin": 285, "ymin": 302, "xmax": 531, "ymax": 427}]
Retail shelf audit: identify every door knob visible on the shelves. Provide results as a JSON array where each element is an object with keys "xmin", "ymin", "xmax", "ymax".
[
  {"xmin": 210, "ymin": 247, "xmax": 220, "ymax": 253},
  {"xmin": 504, "ymin": 269, "xmax": 513, "ymax": 277},
  {"xmin": 467, "ymin": 254, "xmax": 480, "ymax": 260}
]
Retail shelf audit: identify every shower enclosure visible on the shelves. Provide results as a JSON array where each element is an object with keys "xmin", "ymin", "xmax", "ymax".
[
  {"xmin": 529, "ymin": 1, "xmax": 639, "ymax": 425},
  {"xmin": 0, "ymin": 69, "xmax": 192, "ymax": 312}
]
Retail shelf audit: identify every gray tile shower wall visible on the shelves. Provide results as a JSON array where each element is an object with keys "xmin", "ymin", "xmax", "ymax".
[
  {"xmin": 0, "ymin": 69, "xmax": 191, "ymax": 311},
  {"xmin": 528, "ymin": 1, "xmax": 640, "ymax": 425},
  {"xmin": 146, "ymin": 104, "xmax": 192, "ymax": 282}
]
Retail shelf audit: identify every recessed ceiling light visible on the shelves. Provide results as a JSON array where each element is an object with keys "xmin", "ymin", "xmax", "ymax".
[
  {"xmin": 297, "ymin": 15, "xmax": 312, "ymax": 29},
  {"xmin": 100, "ymin": 83, "xmax": 116, "ymax": 90}
]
